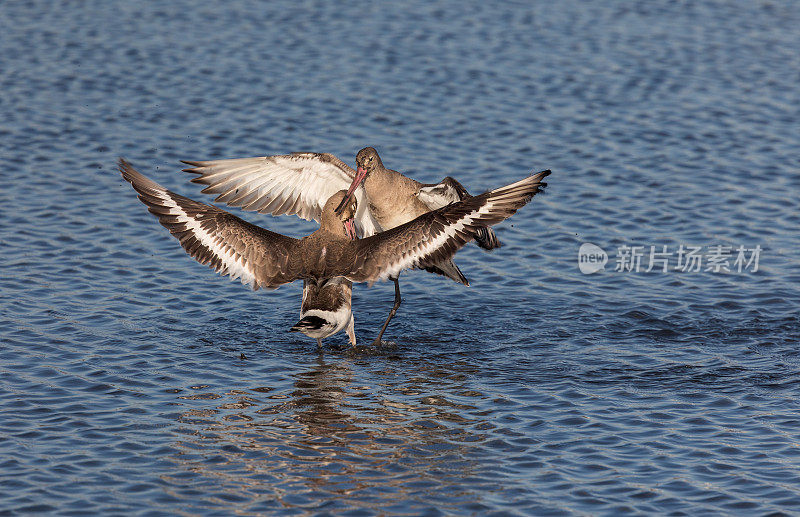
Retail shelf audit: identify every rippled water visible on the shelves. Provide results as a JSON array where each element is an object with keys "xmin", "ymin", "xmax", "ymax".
[{"xmin": 2, "ymin": 0, "xmax": 799, "ymax": 514}]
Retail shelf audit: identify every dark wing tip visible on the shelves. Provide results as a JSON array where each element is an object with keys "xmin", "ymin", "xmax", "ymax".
[
  {"xmin": 118, "ymin": 157, "xmax": 141, "ymax": 184},
  {"xmin": 118, "ymin": 158, "xmax": 140, "ymax": 190},
  {"xmin": 533, "ymin": 169, "xmax": 551, "ymax": 189},
  {"xmin": 521, "ymin": 169, "xmax": 551, "ymax": 195},
  {"xmin": 118, "ymin": 157, "xmax": 132, "ymax": 172},
  {"xmin": 181, "ymin": 160, "xmax": 205, "ymax": 175}
]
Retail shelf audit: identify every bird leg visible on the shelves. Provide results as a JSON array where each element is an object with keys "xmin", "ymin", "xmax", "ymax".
[
  {"xmin": 346, "ymin": 314, "xmax": 356, "ymax": 347},
  {"xmin": 316, "ymin": 338, "xmax": 323, "ymax": 349},
  {"xmin": 373, "ymin": 276, "xmax": 402, "ymax": 346}
]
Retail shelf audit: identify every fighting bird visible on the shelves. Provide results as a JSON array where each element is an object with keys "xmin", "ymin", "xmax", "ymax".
[
  {"xmin": 291, "ymin": 277, "xmax": 356, "ymax": 347},
  {"xmin": 121, "ymin": 159, "xmax": 359, "ymax": 347},
  {"xmin": 181, "ymin": 147, "xmax": 519, "ymax": 344},
  {"xmin": 120, "ymin": 159, "xmax": 550, "ymax": 346}
]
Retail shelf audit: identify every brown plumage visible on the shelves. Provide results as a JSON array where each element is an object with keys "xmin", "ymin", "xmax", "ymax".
[
  {"xmin": 120, "ymin": 159, "xmax": 550, "ymax": 340},
  {"xmin": 180, "ymin": 147, "xmax": 518, "ymax": 344},
  {"xmin": 332, "ymin": 146, "xmax": 512, "ymax": 342}
]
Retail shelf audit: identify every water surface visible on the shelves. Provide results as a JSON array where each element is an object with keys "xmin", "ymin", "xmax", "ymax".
[{"xmin": 2, "ymin": 0, "xmax": 799, "ymax": 514}]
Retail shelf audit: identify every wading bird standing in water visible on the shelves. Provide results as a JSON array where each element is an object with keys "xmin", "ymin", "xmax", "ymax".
[
  {"xmin": 182, "ymin": 147, "xmax": 522, "ymax": 344},
  {"xmin": 291, "ymin": 276, "xmax": 356, "ymax": 347},
  {"xmin": 120, "ymin": 159, "xmax": 550, "ymax": 347}
]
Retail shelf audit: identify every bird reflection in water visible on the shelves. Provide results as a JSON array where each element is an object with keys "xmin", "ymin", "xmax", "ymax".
[{"xmin": 165, "ymin": 354, "xmax": 491, "ymax": 513}]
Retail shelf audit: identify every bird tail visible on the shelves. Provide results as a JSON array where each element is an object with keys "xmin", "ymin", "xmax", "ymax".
[
  {"xmin": 424, "ymin": 258, "xmax": 469, "ymax": 286},
  {"xmin": 474, "ymin": 226, "xmax": 501, "ymax": 250},
  {"xmin": 290, "ymin": 315, "xmax": 327, "ymax": 332}
]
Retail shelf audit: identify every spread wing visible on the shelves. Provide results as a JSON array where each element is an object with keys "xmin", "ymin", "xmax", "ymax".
[
  {"xmin": 418, "ymin": 176, "xmax": 502, "ymax": 251},
  {"xmin": 345, "ymin": 170, "xmax": 551, "ymax": 284},
  {"xmin": 182, "ymin": 152, "xmax": 380, "ymax": 237},
  {"xmin": 120, "ymin": 159, "xmax": 301, "ymax": 290}
]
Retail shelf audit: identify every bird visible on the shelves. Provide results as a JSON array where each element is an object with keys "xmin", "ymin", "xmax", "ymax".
[
  {"xmin": 291, "ymin": 278, "xmax": 356, "ymax": 348},
  {"xmin": 181, "ymin": 148, "xmax": 512, "ymax": 344},
  {"xmin": 333, "ymin": 147, "xmax": 505, "ymax": 343},
  {"xmin": 120, "ymin": 158, "xmax": 360, "ymax": 347},
  {"xmin": 119, "ymin": 158, "xmax": 550, "ymax": 345}
]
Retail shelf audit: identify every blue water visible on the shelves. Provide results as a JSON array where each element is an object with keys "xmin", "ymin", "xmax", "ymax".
[{"xmin": 2, "ymin": 0, "xmax": 799, "ymax": 514}]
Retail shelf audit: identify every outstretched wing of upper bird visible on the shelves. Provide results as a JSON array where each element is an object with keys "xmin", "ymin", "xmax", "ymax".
[
  {"xmin": 345, "ymin": 170, "xmax": 551, "ymax": 284},
  {"xmin": 182, "ymin": 153, "xmax": 381, "ymax": 237},
  {"xmin": 120, "ymin": 159, "xmax": 301, "ymax": 290}
]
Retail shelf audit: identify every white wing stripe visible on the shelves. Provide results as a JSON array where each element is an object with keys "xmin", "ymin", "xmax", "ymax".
[
  {"xmin": 375, "ymin": 201, "xmax": 496, "ymax": 280},
  {"xmin": 158, "ymin": 190, "xmax": 258, "ymax": 288}
]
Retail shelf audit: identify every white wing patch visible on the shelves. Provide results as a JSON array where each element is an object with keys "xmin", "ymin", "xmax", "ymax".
[
  {"xmin": 417, "ymin": 183, "xmax": 462, "ymax": 209},
  {"xmin": 353, "ymin": 186, "xmax": 381, "ymax": 237}
]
